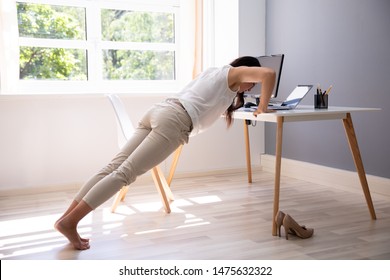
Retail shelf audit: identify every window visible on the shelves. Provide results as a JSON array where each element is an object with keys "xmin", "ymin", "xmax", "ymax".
[
  {"xmin": 0, "ymin": 0, "xmax": 194, "ymax": 95},
  {"xmin": 17, "ymin": 3, "xmax": 88, "ymax": 81},
  {"xmin": 100, "ymin": 9, "xmax": 175, "ymax": 80}
]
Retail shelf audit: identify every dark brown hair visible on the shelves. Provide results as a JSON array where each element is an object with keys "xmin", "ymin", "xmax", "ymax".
[{"xmin": 225, "ymin": 56, "xmax": 261, "ymax": 127}]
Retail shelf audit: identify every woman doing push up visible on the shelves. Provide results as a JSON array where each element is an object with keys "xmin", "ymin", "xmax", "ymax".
[{"xmin": 55, "ymin": 56, "xmax": 276, "ymax": 250}]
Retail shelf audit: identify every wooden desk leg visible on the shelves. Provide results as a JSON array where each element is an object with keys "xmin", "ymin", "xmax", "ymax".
[
  {"xmin": 272, "ymin": 116, "xmax": 284, "ymax": 235},
  {"xmin": 244, "ymin": 120, "xmax": 253, "ymax": 183},
  {"xmin": 342, "ymin": 113, "xmax": 376, "ymax": 220}
]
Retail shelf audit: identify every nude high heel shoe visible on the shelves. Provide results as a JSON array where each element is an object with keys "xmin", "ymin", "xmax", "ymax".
[
  {"xmin": 282, "ymin": 214, "xmax": 314, "ymax": 240},
  {"xmin": 275, "ymin": 211, "xmax": 285, "ymax": 237}
]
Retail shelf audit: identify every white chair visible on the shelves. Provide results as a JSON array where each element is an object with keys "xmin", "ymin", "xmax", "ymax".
[{"xmin": 106, "ymin": 94, "xmax": 183, "ymax": 213}]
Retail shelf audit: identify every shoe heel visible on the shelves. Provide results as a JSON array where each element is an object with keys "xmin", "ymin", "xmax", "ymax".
[
  {"xmin": 282, "ymin": 218, "xmax": 290, "ymax": 240},
  {"xmin": 274, "ymin": 211, "xmax": 285, "ymax": 237}
]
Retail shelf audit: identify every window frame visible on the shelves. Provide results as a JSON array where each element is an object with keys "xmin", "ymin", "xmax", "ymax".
[{"xmin": 1, "ymin": 0, "xmax": 192, "ymax": 95}]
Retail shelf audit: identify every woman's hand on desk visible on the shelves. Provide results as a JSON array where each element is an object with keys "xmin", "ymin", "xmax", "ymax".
[{"xmin": 253, "ymin": 107, "xmax": 275, "ymax": 116}]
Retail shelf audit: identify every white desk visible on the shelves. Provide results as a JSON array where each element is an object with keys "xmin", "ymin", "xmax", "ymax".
[{"xmin": 233, "ymin": 106, "xmax": 380, "ymax": 236}]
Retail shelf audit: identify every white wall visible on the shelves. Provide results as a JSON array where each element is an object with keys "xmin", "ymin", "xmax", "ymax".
[
  {"xmin": 0, "ymin": 94, "xmax": 264, "ymax": 191},
  {"xmin": 239, "ymin": 0, "xmax": 266, "ymax": 56},
  {"xmin": 0, "ymin": 1, "xmax": 267, "ymax": 191},
  {"xmin": 213, "ymin": 0, "xmax": 239, "ymax": 66},
  {"xmin": 212, "ymin": 0, "xmax": 266, "ymax": 63}
]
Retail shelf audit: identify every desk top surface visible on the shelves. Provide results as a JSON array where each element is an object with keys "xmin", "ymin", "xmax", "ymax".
[{"xmin": 233, "ymin": 105, "xmax": 381, "ymax": 122}]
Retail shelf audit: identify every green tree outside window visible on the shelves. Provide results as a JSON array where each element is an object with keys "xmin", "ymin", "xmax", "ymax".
[{"xmin": 17, "ymin": 2, "xmax": 176, "ymax": 81}]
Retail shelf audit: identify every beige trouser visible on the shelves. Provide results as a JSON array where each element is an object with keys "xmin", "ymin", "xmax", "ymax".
[{"xmin": 74, "ymin": 100, "xmax": 193, "ymax": 209}]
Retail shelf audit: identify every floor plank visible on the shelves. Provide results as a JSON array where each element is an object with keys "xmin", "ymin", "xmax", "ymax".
[{"xmin": 1, "ymin": 170, "xmax": 389, "ymax": 260}]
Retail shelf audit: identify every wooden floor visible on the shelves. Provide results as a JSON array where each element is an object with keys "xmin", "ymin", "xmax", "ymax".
[{"xmin": 1, "ymin": 170, "xmax": 390, "ymax": 260}]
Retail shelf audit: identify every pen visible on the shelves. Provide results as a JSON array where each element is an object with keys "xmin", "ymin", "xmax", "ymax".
[{"xmin": 325, "ymin": 85, "xmax": 333, "ymax": 95}]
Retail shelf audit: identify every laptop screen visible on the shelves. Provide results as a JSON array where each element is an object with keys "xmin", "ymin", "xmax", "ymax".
[{"xmin": 282, "ymin": 85, "xmax": 313, "ymax": 107}]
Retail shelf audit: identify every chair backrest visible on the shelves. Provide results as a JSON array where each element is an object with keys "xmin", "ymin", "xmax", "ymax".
[{"xmin": 106, "ymin": 94, "xmax": 134, "ymax": 142}]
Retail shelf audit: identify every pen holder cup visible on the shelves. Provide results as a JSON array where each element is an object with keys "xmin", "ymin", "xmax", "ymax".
[{"xmin": 314, "ymin": 94, "xmax": 328, "ymax": 109}]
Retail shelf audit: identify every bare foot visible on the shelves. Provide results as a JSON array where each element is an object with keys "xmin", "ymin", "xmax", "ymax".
[
  {"xmin": 55, "ymin": 219, "xmax": 90, "ymax": 250},
  {"xmin": 55, "ymin": 219, "xmax": 89, "ymax": 243}
]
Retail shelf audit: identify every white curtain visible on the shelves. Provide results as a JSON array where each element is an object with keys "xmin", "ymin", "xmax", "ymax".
[{"xmin": 192, "ymin": 0, "xmax": 203, "ymax": 78}]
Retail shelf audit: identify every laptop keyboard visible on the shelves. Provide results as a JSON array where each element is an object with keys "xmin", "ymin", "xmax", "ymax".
[{"xmin": 268, "ymin": 98, "xmax": 282, "ymax": 105}]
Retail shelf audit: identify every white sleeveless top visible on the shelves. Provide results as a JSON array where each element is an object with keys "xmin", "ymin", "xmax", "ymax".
[{"xmin": 176, "ymin": 65, "xmax": 237, "ymax": 136}]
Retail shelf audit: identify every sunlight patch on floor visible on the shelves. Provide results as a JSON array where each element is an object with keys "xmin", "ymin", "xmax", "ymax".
[
  {"xmin": 134, "ymin": 228, "xmax": 169, "ymax": 235},
  {"xmin": 189, "ymin": 195, "xmax": 222, "ymax": 204},
  {"xmin": 0, "ymin": 214, "xmax": 61, "ymax": 237},
  {"xmin": 0, "ymin": 194, "xmax": 223, "ymax": 258},
  {"xmin": 131, "ymin": 201, "xmax": 165, "ymax": 212}
]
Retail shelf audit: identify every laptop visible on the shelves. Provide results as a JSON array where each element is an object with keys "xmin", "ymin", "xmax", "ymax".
[{"xmin": 267, "ymin": 85, "xmax": 313, "ymax": 110}]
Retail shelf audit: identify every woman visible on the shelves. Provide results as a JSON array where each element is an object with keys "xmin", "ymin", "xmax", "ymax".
[{"xmin": 55, "ymin": 56, "xmax": 276, "ymax": 250}]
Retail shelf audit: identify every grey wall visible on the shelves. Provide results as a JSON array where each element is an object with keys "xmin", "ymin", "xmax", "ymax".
[{"xmin": 265, "ymin": 0, "xmax": 390, "ymax": 178}]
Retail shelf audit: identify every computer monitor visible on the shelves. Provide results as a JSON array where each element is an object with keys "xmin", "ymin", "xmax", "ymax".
[{"xmin": 246, "ymin": 54, "xmax": 284, "ymax": 100}]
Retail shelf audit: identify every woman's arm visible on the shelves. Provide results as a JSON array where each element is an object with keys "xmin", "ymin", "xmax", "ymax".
[{"xmin": 229, "ymin": 66, "xmax": 276, "ymax": 115}]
